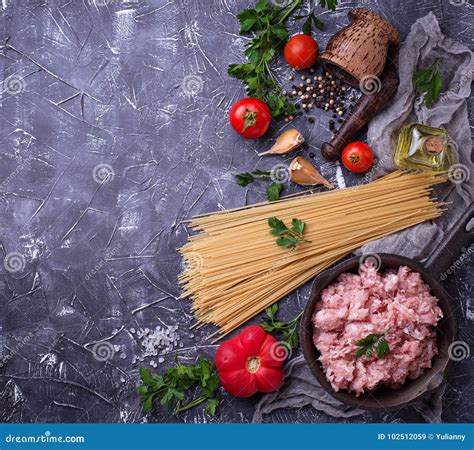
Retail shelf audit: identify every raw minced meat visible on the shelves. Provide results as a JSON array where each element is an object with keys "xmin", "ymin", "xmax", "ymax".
[{"xmin": 312, "ymin": 264, "xmax": 443, "ymax": 396}]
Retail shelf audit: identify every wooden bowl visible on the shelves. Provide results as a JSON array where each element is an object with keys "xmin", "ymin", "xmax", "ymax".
[{"xmin": 300, "ymin": 254, "xmax": 457, "ymax": 410}]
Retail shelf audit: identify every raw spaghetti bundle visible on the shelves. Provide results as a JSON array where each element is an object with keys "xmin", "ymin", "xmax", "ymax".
[{"xmin": 179, "ymin": 171, "xmax": 447, "ymax": 341}]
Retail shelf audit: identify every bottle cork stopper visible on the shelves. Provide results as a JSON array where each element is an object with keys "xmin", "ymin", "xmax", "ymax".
[{"xmin": 423, "ymin": 136, "xmax": 444, "ymax": 155}]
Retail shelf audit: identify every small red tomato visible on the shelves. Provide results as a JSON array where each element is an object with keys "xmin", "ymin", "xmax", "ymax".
[
  {"xmin": 284, "ymin": 34, "xmax": 319, "ymax": 69},
  {"xmin": 215, "ymin": 325, "xmax": 285, "ymax": 398},
  {"xmin": 341, "ymin": 142, "xmax": 374, "ymax": 173},
  {"xmin": 229, "ymin": 98, "xmax": 271, "ymax": 139}
]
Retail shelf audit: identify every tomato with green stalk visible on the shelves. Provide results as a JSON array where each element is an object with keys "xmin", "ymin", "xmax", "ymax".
[
  {"xmin": 215, "ymin": 325, "xmax": 285, "ymax": 397},
  {"xmin": 341, "ymin": 142, "xmax": 374, "ymax": 173},
  {"xmin": 229, "ymin": 98, "xmax": 272, "ymax": 139}
]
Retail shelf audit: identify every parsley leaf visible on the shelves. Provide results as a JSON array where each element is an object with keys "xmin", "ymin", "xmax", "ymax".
[
  {"xmin": 295, "ymin": 0, "xmax": 337, "ymax": 34},
  {"xmin": 233, "ymin": 170, "xmax": 271, "ymax": 187},
  {"xmin": 260, "ymin": 304, "xmax": 303, "ymax": 349},
  {"xmin": 233, "ymin": 170, "xmax": 282, "ymax": 201},
  {"xmin": 291, "ymin": 218, "xmax": 305, "ymax": 235},
  {"xmin": 356, "ymin": 333, "xmax": 390, "ymax": 359},
  {"xmin": 413, "ymin": 63, "xmax": 443, "ymax": 107},
  {"xmin": 266, "ymin": 182, "xmax": 283, "ymax": 202},
  {"xmin": 319, "ymin": 0, "xmax": 337, "ymax": 11},
  {"xmin": 377, "ymin": 337, "xmax": 390, "ymax": 359},
  {"xmin": 268, "ymin": 216, "xmax": 311, "ymax": 248},
  {"xmin": 137, "ymin": 357, "xmax": 220, "ymax": 416}
]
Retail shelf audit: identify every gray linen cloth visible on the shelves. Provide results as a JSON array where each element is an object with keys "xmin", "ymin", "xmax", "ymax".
[{"xmin": 253, "ymin": 13, "xmax": 473, "ymax": 424}]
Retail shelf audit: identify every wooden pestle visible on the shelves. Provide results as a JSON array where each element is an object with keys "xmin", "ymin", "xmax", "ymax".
[{"xmin": 321, "ymin": 71, "xmax": 400, "ymax": 161}]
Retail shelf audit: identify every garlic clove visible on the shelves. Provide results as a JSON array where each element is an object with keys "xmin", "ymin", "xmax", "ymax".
[
  {"xmin": 289, "ymin": 156, "xmax": 334, "ymax": 189},
  {"xmin": 258, "ymin": 129, "xmax": 304, "ymax": 156}
]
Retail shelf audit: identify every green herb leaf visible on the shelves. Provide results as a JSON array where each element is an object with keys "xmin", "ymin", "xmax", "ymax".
[
  {"xmin": 255, "ymin": 0, "xmax": 269, "ymax": 13},
  {"xmin": 356, "ymin": 332, "xmax": 390, "ymax": 359},
  {"xmin": 356, "ymin": 333, "xmax": 381, "ymax": 347},
  {"xmin": 276, "ymin": 235, "xmax": 299, "ymax": 248},
  {"xmin": 302, "ymin": 15, "xmax": 312, "ymax": 35},
  {"xmin": 238, "ymin": 8, "xmax": 260, "ymax": 33},
  {"xmin": 413, "ymin": 63, "xmax": 443, "ymax": 107},
  {"xmin": 228, "ymin": 63, "xmax": 256, "ymax": 80},
  {"xmin": 240, "ymin": 17, "xmax": 258, "ymax": 33},
  {"xmin": 229, "ymin": 0, "xmax": 305, "ymax": 117},
  {"xmin": 271, "ymin": 24, "xmax": 288, "ymax": 40},
  {"xmin": 377, "ymin": 337, "xmax": 390, "ymax": 359},
  {"xmin": 205, "ymin": 398, "xmax": 220, "ymax": 416},
  {"xmin": 312, "ymin": 15, "xmax": 324, "ymax": 31},
  {"xmin": 412, "ymin": 66, "xmax": 432, "ymax": 84},
  {"xmin": 233, "ymin": 170, "xmax": 271, "ymax": 187},
  {"xmin": 233, "ymin": 172, "xmax": 255, "ymax": 187},
  {"xmin": 320, "ymin": 0, "xmax": 337, "ymax": 11},
  {"xmin": 291, "ymin": 218, "xmax": 305, "ymax": 236},
  {"xmin": 268, "ymin": 216, "xmax": 288, "ymax": 233},
  {"xmin": 265, "ymin": 304, "xmax": 279, "ymax": 319},
  {"xmin": 266, "ymin": 181, "xmax": 283, "ymax": 202},
  {"xmin": 269, "ymin": 216, "xmax": 310, "ymax": 248},
  {"xmin": 137, "ymin": 357, "xmax": 220, "ymax": 416},
  {"xmin": 260, "ymin": 306, "xmax": 303, "ymax": 349}
]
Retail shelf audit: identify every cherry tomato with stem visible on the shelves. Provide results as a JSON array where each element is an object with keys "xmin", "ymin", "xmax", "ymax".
[
  {"xmin": 341, "ymin": 142, "xmax": 375, "ymax": 173},
  {"xmin": 229, "ymin": 98, "xmax": 271, "ymax": 139}
]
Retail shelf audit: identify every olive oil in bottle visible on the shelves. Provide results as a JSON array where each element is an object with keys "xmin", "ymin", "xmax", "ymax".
[{"xmin": 394, "ymin": 124, "xmax": 454, "ymax": 171}]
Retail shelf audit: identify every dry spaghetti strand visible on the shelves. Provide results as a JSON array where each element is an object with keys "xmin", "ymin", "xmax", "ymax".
[{"xmin": 179, "ymin": 171, "xmax": 447, "ymax": 340}]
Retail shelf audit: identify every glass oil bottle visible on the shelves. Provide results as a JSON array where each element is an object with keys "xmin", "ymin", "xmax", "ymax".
[{"xmin": 394, "ymin": 123, "xmax": 455, "ymax": 171}]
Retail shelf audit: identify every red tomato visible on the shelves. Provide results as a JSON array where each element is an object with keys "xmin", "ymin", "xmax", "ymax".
[
  {"xmin": 284, "ymin": 34, "xmax": 319, "ymax": 69},
  {"xmin": 229, "ymin": 98, "xmax": 271, "ymax": 139},
  {"xmin": 215, "ymin": 325, "xmax": 285, "ymax": 397},
  {"xmin": 341, "ymin": 142, "xmax": 374, "ymax": 173}
]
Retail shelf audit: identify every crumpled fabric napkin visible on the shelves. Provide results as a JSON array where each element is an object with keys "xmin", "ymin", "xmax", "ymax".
[
  {"xmin": 361, "ymin": 11, "xmax": 473, "ymax": 261},
  {"xmin": 253, "ymin": 12, "xmax": 473, "ymax": 424},
  {"xmin": 253, "ymin": 355, "xmax": 447, "ymax": 423}
]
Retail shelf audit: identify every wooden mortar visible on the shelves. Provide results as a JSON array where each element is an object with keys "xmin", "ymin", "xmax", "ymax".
[
  {"xmin": 321, "ymin": 70, "xmax": 399, "ymax": 161},
  {"xmin": 319, "ymin": 8, "xmax": 399, "ymax": 87}
]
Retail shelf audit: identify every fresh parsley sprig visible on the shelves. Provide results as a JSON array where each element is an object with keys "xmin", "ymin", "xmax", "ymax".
[
  {"xmin": 355, "ymin": 333, "xmax": 390, "ymax": 359},
  {"xmin": 229, "ymin": 0, "xmax": 303, "ymax": 117},
  {"xmin": 234, "ymin": 170, "xmax": 271, "ymax": 187},
  {"xmin": 233, "ymin": 170, "xmax": 283, "ymax": 201},
  {"xmin": 261, "ymin": 304, "xmax": 303, "ymax": 348},
  {"xmin": 295, "ymin": 0, "xmax": 338, "ymax": 34},
  {"xmin": 268, "ymin": 216, "xmax": 311, "ymax": 248},
  {"xmin": 413, "ymin": 62, "xmax": 442, "ymax": 107},
  {"xmin": 137, "ymin": 357, "xmax": 220, "ymax": 416}
]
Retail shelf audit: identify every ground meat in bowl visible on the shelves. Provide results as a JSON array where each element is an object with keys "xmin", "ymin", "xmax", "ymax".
[{"xmin": 312, "ymin": 264, "xmax": 443, "ymax": 396}]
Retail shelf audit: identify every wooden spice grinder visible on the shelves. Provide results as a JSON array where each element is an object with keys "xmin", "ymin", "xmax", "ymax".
[
  {"xmin": 319, "ymin": 8, "xmax": 400, "ymax": 87},
  {"xmin": 321, "ymin": 71, "xmax": 399, "ymax": 161}
]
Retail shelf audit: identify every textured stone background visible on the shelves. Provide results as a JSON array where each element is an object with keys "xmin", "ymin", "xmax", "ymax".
[{"xmin": 0, "ymin": 0, "xmax": 472, "ymax": 424}]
